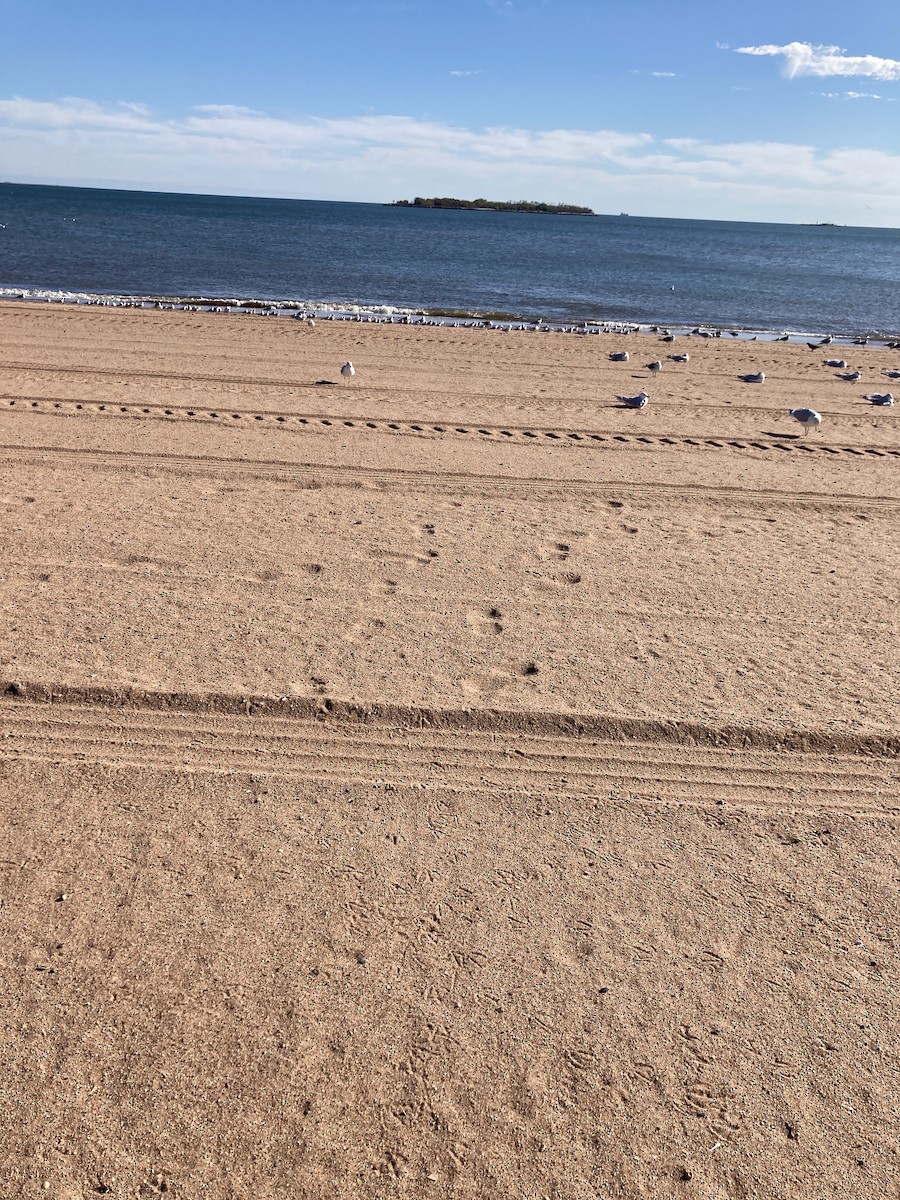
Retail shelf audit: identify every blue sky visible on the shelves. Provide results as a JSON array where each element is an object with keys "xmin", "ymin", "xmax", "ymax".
[{"xmin": 2, "ymin": 0, "xmax": 899, "ymax": 224}]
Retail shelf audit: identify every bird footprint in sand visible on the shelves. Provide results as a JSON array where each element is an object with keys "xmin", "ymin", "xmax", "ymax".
[{"xmin": 467, "ymin": 606, "xmax": 505, "ymax": 636}]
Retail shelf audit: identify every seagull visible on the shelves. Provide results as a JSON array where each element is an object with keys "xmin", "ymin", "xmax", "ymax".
[
  {"xmin": 340, "ymin": 362, "xmax": 355, "ymax": 379},
  {"xmin": 882, "ymin": 369, "xmax": 900, "ymax": 379},
  {"xmin": 789, "ymin": 407, "xmax": 822, "ymax": 434},
  {"xmin": 646, "ymin": 360, "xmax": 662, "ymax": 372},
  {"xmin": 619, "ymin": 391, "xmax": 650, "ymax": 409},
  {"xmin": 824, "ymin": 359, "xmax": 848, "ymax": 368},
  {"xmin": 307, "ymin": 318, "xmax": 316, "ymax": 328},
  {"xmin": 660, "ymin": 334, "xmax": 675, "ymax": 343},
  {"xmin": 867, "ymin": 392, "xmax": 894, "ymax": 406},
  {"xmin": 742, "ymin": 371, "xmax": 766, "ymax": 383},
  {"xmin": 668, "ymin": 353, "xmax": 689, "ymax": 363},
  {"xmin": 821, "ymin": 335, "xmax": 834, "ymax": 344},
  {"xmin": 840, "ymin": 370, "xmax": 862, "ymax": 381},
  {"xmin": 609, "ymin": 351, "xmax": 629, "ymax": 361}
]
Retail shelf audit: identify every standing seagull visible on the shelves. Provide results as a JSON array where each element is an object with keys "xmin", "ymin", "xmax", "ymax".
[
  {"xmin": 646, "ymin": 360, "xmax": 662, "ymax": 372},
  {"xmin": 789, "ymin": 407, "xmax": 822, "ymax": 434},
  {"xmin": 340, "ymin": 362, "xmax": 355, "ymax": 379}
]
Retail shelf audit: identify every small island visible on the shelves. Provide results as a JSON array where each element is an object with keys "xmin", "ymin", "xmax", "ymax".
[{"xmin": 390, "ymin": 196, "xmax": 594, "ymax": 216}]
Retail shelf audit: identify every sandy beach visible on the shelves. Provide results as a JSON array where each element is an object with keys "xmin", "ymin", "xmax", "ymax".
[{"xmin": 1, "ymin": 302, "xmax": 898, "ymax": 1199}]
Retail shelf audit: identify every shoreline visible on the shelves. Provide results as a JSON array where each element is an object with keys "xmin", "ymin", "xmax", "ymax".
[{"xmin": 2, "ymin": 285, "xmax": 898, "ymax": 346}]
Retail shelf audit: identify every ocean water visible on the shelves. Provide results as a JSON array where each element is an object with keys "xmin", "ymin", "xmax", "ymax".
[{"xmin": 1, "ymin": 182, "xmax": 898, "ymax": 338}]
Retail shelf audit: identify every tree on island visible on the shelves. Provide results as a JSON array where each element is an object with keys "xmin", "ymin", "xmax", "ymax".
[{"xmin": 391, "ymin": 197, "xmax": 594, "ymax": 216}]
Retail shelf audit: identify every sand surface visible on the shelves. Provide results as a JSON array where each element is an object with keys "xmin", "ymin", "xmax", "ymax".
[{"xmin": 1, "ymin": 303, "xmax": 898, "ymax": 1198}]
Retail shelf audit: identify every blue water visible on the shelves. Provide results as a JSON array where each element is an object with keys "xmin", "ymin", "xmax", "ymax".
[{"xmin": 1, "ymin": 182, "xmax": 898, "ymax": 337}]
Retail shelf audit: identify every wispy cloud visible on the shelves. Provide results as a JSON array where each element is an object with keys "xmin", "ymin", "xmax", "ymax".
[
  {"xmin": 0, "ymin": 96, "xmax": 159, "ymax": 132},
  {"xmin": 815, "ymin": 90, "xmax": 894, "ymax": 101},
  {"xmin": 449, "ymin": 69, "xmax": 483, "ymax": 77},
  {"xmin": 0, "ymin": 96, "xmax": 652, "ymax": 168},
  {"xmin": 1, "ymin": 95, "xmax": 898, "ymax": 223},
  {"xmin": 651, "ymin": 72, "xmax": 676, "ymax": 78},
  {"xmin": 736, "ymin": 42, "xmax": 900, "ymax": 81}
]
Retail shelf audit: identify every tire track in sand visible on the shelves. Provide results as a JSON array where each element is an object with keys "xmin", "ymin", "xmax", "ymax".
[
  {"xmin": 0, "ymin": 444, "xmax": 897, "ymax": 510},
  {"xmin": 2, "ymin": 395, "xmax": 898, "ymax": 459},
  {"xmin": 2, "ymin": 696, "xmax": 896, "ymax": 814}
]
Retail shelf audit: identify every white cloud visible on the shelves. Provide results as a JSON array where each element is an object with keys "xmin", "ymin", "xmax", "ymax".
[
  {"xmin": 0, "ymin": 95, "xmax": 898, "ymax": 224},
  {"xmin": 0, "ymin": 97, "xmax": 652, "ymax": 169},
  {"xmin": 814, "ymin": 90, "xmax": 893, "ymax": 101},
  {"xmin": 736, "ymin": 42, "xmax": 900, "ymax": 80},
  {"xmin": 0, "ymin": 96, "xmax": 159, "ymax": 132},
  {"xmin": 651, "ymin": 72, "xmax": 676, "ymax": 78},
  {"xmin": 193, "ymin": 104, "xmax": 265, "ymax": 117},
  {"xmin": 449, "ymin": 69, "xmax": 483, "ymax": 77}
]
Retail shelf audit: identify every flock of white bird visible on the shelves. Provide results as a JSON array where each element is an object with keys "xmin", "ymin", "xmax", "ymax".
[
  {"xmin": 334, "ymin": 328, "xmax": 894, "ymax": 438},
  {"xmin": 606, "ymin": 341, "xmax": 896, "ymax": 434}
]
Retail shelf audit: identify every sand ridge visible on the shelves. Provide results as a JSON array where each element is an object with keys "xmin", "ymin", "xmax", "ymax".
[{"xmin": 1, "ymin": 301, "xmax": 898, "ymax": 1198}]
